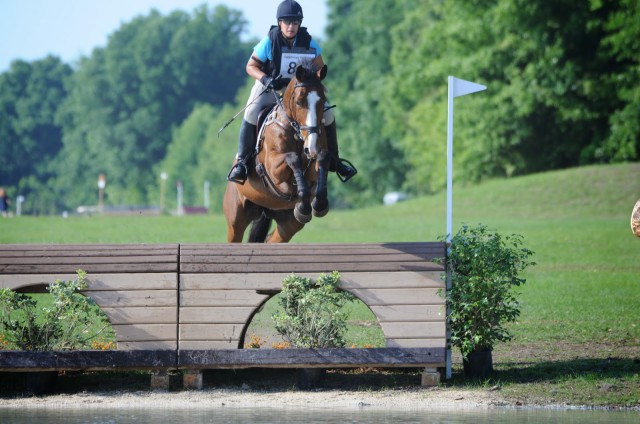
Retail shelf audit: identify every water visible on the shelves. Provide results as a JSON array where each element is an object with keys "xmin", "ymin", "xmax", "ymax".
[{"xmin": 0, "ymin": 407, "xmax": 637, "ymax": 423}]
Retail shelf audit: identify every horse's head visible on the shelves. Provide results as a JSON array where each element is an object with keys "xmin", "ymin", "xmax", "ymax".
[{"xmin": 282, "ymin": 63, "xmax": 328, "ymax": 159}]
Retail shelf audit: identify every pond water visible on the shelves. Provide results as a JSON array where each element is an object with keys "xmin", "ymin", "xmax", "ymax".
[{"xmin": 0, "ymin": 407, "xmax": 637, "ymax": 423}]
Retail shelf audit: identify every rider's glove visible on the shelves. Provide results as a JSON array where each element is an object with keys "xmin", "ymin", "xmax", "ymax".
[{"xmin": 260, "ymin": 75, "xmax": 275, "ymax": 90}]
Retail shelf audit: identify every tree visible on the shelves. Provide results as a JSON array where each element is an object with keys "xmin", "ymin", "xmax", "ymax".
[
  {"xmin": 55, "ymin": 5, "xmax": 250, "ymax": 210},
  {"xmin": 0, "ymin": 56, "xmax": 72, "ymax": 213},
  {"xmin": 323, "ymin": 0, "xmax": 409, "ymax": 207}
]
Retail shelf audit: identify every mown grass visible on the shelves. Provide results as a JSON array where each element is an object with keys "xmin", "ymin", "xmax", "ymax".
[{"xmin": 1, "ymin": 163, "xmax": 639, "ymax": 407}]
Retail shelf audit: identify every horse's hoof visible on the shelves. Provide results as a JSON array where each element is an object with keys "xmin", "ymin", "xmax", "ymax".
[
  {"xmin": 294, "ymin": 206, "xmax": 312, "ymax": 224},
  {"xmin": 313, "ymin": 206, "xmax": 329, "ymax": 218}
]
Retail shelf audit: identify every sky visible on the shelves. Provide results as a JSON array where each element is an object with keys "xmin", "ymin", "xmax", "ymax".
[{"xmin": 0, "ymin": 0, "xmax": 328, "ymax": 73}]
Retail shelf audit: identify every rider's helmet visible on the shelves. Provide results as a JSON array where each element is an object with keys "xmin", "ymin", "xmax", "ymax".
[{"xmin": 277, "ymin": 0, "xmax": 303, "ymax": 22}]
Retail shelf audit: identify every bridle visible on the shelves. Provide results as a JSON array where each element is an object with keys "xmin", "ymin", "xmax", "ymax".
[{"xmin": 272, "ymin": 80, "xmax": 325, "ymax": 143}]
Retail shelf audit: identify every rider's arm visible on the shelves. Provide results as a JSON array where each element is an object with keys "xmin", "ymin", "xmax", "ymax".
[{"xmin": 246, "ymin": 55, "xmax": 267, "ymax": 82}]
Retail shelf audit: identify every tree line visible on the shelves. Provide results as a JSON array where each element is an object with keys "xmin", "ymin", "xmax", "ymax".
[{"xmin": 1, "ymin": 1, "xmax": 637, "ymax": 215}]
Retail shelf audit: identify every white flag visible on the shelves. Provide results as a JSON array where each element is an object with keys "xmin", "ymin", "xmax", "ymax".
[{"xmin": 452, "ymin": 77, "xmax": 486, "ymax": 98}]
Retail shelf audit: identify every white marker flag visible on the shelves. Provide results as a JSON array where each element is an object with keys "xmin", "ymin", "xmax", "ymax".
[{"xmin": 452, "ymin": 77, "xmax": 487, "ymax": 98}]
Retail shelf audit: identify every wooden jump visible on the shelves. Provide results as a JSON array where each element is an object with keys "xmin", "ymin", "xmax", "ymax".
[{"xmin": 0, "ymin": 242, "xmax": 447, "ymax": 389}]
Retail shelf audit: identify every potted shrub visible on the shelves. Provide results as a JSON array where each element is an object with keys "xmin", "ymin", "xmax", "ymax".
[{"xmin": 443, "ymin": 224, "xmax": 535, "ymax": 379}]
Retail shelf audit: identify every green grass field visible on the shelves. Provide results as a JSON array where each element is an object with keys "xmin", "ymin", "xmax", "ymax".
[{"xmin": 1, "ymin": 162, "xmax": 639, "ymax": 406}]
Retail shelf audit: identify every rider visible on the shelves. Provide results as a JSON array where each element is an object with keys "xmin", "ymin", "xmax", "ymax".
[{"xmin": 227, "ymin": 0, "xmax": 357, "ymax": 185}]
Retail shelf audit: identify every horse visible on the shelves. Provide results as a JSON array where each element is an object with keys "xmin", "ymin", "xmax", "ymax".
[{"xmin": 223, "ymin": 64, "xmax": 331, "ymax": 243}]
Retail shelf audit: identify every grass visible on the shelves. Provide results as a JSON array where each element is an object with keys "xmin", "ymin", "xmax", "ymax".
[{"xmin": 1, "ymin": 162, "xmax": 639, "ymax": 408}]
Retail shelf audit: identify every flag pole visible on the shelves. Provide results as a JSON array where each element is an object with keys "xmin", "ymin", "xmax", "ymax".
[{"xmin": 444, "ymin": 76, "xmax": 486, "ymax": 380}]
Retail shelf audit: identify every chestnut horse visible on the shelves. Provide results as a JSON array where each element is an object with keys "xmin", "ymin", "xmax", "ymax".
[{"xmin": 223, "ymin": 64, "xmax": 330, "ymax": 243}]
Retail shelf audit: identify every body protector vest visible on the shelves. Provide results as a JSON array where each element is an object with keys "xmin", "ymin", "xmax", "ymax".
[{"xmin": 262, "ymin": 26, "xmax": 316, "ymax": 85}]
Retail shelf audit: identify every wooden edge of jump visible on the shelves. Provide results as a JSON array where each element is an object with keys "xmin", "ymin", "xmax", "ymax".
[
  {"xmin": 0, "ymin": 348, "xmax": 446, "ymax": 372},
  {"xmin": 178, "ymin": 347, "xmax": 447, "ymax": 369}
]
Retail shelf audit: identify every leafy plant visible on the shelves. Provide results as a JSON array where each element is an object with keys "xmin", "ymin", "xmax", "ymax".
[
  {"xmin": 272, "ymin": 272, "xmax": 354, "ymax": 348},
  {"xmin": 0, "ymin": 270, "xmax": 113, "ymax": 351},
  {"xmin": 442, "ymin": 224, "xmax": 535, "ymax": 357}
]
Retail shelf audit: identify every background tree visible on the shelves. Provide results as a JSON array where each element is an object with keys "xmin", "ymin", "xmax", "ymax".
[
  {"xmin": 55, "ymin": 5, "xmax": 250, "ymax": 209},
  {"xmin": 0, "ymin": 56, "xmax": 71, "ymax": 214},
  {"xmin": 323, "ymin": 0, "xmax": 409, "ymax": 207}
]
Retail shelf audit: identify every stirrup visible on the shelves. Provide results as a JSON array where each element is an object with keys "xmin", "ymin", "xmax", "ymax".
[
  {"xmin": 336, "ymin": 158, "xmax": 357, "ymax": 183},
  {"xmin": 227, "ymin": 162, "xmax": 248, "ymax": 185}
]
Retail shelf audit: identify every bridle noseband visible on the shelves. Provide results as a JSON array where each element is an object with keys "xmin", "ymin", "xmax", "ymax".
[{"xmin": 273, "ymin": 81, "xmax": 325, "ymax": 142}]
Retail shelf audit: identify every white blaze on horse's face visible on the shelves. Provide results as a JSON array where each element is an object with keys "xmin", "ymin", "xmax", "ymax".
[{"xmin": 304, "ymin": 91, "xmax": 321, "ymax": 159}]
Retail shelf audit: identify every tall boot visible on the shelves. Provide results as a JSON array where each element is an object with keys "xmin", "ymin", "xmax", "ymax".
[
  {"xmin": 227, "ymin": 120, "xmax": 257, "ymax": 184},
  {"xmin": 325, "ymin": 122, "xmax": 357, "ymax": 183}
]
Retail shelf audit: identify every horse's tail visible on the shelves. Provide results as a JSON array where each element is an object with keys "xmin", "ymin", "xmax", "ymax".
[{"xmin": 248, "ymin": 211, "xmax": 272, "ymax": 243}]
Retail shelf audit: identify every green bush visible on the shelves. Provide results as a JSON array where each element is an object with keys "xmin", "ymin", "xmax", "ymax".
[
  {"xmin": 0, "ymin": 270, "xmax": 113, "ymax": 351},
  {"xmin": 443, "ymin": 224, "xmax": 535, "ymax": 357},
  {"xmin": 272, "ymin": 272, "xmax": 354, "ymax": 348}
]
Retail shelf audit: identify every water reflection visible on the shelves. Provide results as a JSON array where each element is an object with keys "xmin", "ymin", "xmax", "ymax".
[{"xmin": 0, "ymin": 407, "xmax": 637, "ymax": 424}]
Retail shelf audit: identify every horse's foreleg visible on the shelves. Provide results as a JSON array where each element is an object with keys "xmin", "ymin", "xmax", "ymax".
[
  {"xmin": 312, "ymin": 149, "xmax": 330, "ymax": 217},
  {"xmin": 284, "ymin": 153, "xmax": 312, "ymax": 224}
]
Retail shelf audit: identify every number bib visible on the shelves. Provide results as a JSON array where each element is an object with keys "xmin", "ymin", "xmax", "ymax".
[{"xmin": 278, "ymin": 47, "xmax": 317, "ymax": 79}]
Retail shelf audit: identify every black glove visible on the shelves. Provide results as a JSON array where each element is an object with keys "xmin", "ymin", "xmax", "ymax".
[
  {"xmin": 260, "ymin": 75, "xmax": 275, "ymax": 90},
  {"xmin": 260, "ymin": 75, "xmax": 286, "ymax": 91}
]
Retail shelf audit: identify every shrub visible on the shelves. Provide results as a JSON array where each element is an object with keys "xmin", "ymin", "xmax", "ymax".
[
  {"xmin": 272, "ymin": 272, "xmax": 354, "ymax": 348},
  {"xmin": 443, "ymin": 224, "xmax": 535, "ymax": 357},
  {"xmin": 0, "ymin": 270, "xmax": 113, "ymax": 351}
]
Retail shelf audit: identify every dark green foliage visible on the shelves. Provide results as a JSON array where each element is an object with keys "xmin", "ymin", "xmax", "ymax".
[
  {"xmin": 443, "ymin": 224, "xmax": 535, "ymax": 357},
  {"xmin": 54, "ymin": 5, "xmax": 250, "ymax": 208},
  {"xmin": 0, "ymin": 56, "xmax": 72, "ymax": 213}
]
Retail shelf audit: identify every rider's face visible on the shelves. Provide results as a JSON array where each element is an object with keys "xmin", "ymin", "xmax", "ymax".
[{"xmin": 279, "ymin": 19, "xmax": 300, "ymax": 40}]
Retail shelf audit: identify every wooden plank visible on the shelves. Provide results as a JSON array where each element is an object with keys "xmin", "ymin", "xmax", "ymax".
[
  {"xmin": 179, "ymin": 307, "xmax": 257, "ymax": 324},
  {"xmin": 179, "ymin": 340, "xmax": 239, "ymax": 350},
  {"xmin": 102, "ymin": 307, "xmax": 177, "ymax": 325},
  {"xmin": 180, "ymin": 242, "xmax": 446, "ymax": 256},
  {"xmin": 178, "ymin": 347, "xmax": 447, "ymax": 369},
  {"xmin": 348, "ymin": 288, "xmax": 443, "ymax": 306},
  {"xmin": 0, "ymin": 255, "xmax": 177, "ymax": 265},
  {"xmin": 0, "ymin": 244, "xmax": 178, "ymax": 255},
  {"xmin": 0, "ymin": 273, "xmax": 177, "ymax": 291},
  {"xmin": 85, "ymin": 290, "xmax": 177, "ymax": 308},
  {"xmin": 112, "ymin": 324, "xmax": 176, "ymax": 342},
  {"xmin": 370, "ymin": 305, "xmax": 446, "ymax": 322},
  {"xmin": 1, "ymin": 263, "xmax": 177, "ymax": 274},
  {"xmin": 180, "ymin": 324, "xmax": 245, "ymax": 341},
  {"xmin": 379, "ymin": 322, "xmax": 446, "ymax": 339},
  {"xmin": 117, "ymin": 341, "xmax": 177, "ymax": 350},
  {"xmin": 386, "ymin": 338, "xmax": 447, "ymax": 348},
  {"xmin": 0, "ymin": 350, "xmax": 177, "ymax": 371},
  {"xmin": 179, "ymin": 290, "xmax": 268, "ymax": 308},
  {"xmin": 339, "ymin": 271, "xmax": 444, "ymax": 289},
  {"xmin": 181, "ymin": 261, "xmax": 442, "ymax": 273},
  {"xmin": 180, "ymin": 253, "xmax": 440, "ymax": 265},
  {"xmin": 180, "ymin": 271, "xmax": 444, "ymax": 291}
]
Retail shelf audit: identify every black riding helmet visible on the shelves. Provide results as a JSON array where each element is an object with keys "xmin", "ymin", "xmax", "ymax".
[{"xmin": 277, "ymin": 0, "xmax": 303, "ymax": 21}]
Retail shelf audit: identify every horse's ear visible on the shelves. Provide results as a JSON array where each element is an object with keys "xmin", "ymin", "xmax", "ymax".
[
  {"xmin": 318, "ymin": 64, "xmax": 328, "ymax": 81},
  {"xmin": 296, "ymin": 65, "xmax": 306, "ymax": 82}
]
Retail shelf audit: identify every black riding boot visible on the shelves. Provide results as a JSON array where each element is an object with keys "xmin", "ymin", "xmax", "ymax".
[
  {"xmin": 227, "ymin": 120, "xmax": 257, "ymax": 184},
  {"xmin": 325, "ymin": 122, "xmax": 357, "ymax": 182}
]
